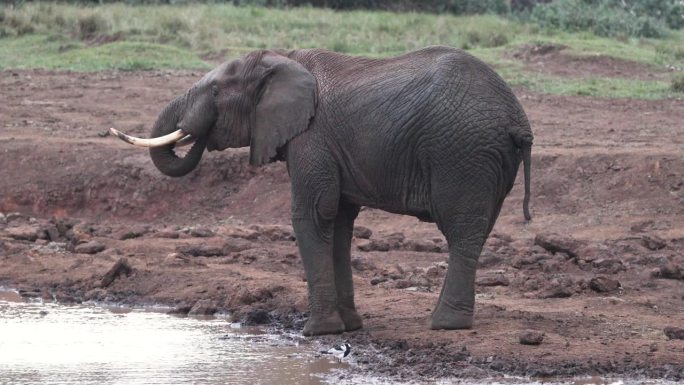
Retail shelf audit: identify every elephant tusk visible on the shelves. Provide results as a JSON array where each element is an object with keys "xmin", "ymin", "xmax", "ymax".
[
  {"xmin": 109, "ymin": 127, "xmax": 186, "ymax": 148},
  {"xmin": 174, "ymin": 134, "xmax": 196, "ymax": 148}
]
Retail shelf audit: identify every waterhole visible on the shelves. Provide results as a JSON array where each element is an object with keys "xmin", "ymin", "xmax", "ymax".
[
  {"xmin": 0, "ymin": 290, "xmax": 677, "ymax": 385},
  {"xmin": 0, "ymin": 290, "xmax": 347, "ymax": 385}
]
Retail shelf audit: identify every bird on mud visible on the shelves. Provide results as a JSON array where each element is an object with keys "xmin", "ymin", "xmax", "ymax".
[{"xmin": 322, "ymin": 342, "xmax": 351, "ymax": 362}]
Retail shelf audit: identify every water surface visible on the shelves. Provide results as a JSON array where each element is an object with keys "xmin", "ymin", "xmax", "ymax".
[{"xmin": 0, "ymin": 291, "xmax": 344, "ymax": 385}]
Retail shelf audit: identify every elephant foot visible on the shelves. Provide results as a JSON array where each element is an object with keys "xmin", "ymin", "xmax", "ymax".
[
  {"xmin": 429, "ymin": 304, "xmax": 473, "ymax": 330},
  {"xmin": 303, "ymin": 311, "xmax": 346, "ymax": 336},
  {"xmin": 339, "ymin": 306, "xmax": 363, "ymax": 332}
]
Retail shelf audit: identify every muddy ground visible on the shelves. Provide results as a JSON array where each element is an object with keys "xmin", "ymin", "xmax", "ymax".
[{"xmin": 1, "ymin": 49, "xmax": 683, "ymax": 382}]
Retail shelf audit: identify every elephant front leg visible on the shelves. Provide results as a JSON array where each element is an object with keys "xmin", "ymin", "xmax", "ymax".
[
  {"xmin": 333, "ymin": 201, "xmax": 363, "ymax": 332},
  {"xmin": 431, "ymin": 215, "xmax": 489, "ymax": 330},
  {"xmin": 293, "ymin": 217, "xmax": 346, "ymax": 336}
]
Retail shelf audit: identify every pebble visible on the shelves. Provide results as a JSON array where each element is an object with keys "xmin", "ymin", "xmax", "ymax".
[
  {"xmin": 353, "ymin": 225, "xmax": 373, "ymax": 239},
  {"xmin": 100, "ymin": 257, "xmax": 132, "ymax": 288},
  {"xmin": 75, "ymin": 241, "xmax": 106, "ymax": 254},
  {"xmin": 6, "ymin": 225, "xmax": 40, "ymax": 241},
  {"xmin": 519, "ymin": 330, "xmax": 544, "ymax": 345},
  {"xmin": 589, "ymin": 276, "xmax": 621, "ymax": 293},
  {"xmin": 664, "ymin": 326, "xmax": 684, "ymax": 340},
  {"xmin": 188, "ymin": 299, "xmax": 218, "ymax": 316}
]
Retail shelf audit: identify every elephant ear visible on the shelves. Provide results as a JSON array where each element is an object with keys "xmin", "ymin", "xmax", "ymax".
[{"xmin": 250, "ymin": 55, "xmax": 317, "ymax": 166}]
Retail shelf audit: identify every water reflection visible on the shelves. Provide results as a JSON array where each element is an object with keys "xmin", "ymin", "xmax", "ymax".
[{"xmin": 0, "ymin": 293, "xmax": 344, "ymax": 385}]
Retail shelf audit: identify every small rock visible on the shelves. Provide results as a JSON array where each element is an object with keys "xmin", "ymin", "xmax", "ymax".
[
  {"xmin": 592, "ymin": 258, "xmax": 625, "ymax": 274},
  {"xmin": 222, "ymin": 227, "xmax": 259, "ymax": 240},
  {"xmin": 663, "ymin": 326, "xmax": 684, "ymax": 340},
  {"xmin": 168, "ymin": 303, "xmax": 193, "ymax": 315},
  {"xmin": 370, "ymin": 277, "xmax": 388, "ymax": 285},
  {"xmin": 6, "ymin": 212, "xmax": 26, "ymax": 223},
  {"xmin": 394, "ymin": 280, "xmax": 412, "ymax": 289},
  {"xmin": 190, "ymin": 227, "xmax": 214, "ymax": 238},
  {"xmin": 478, "ymin": 250, "xmax": 504, "ymax": 268},
  {"xmin": 7, "ymin": 225, "xmax": 40, "ymax": 241},
  {"xmin": 176, "ymin": 244, "xmax": 224, "ymax": 257},
  {"xmin": 654, "ymin": 263, "xmax": 682, "ymax": 280},
  {"xmin": 250, "ymin": 225, "xmax": 295, "ymax": 242},
  {"xmin": 351, "ymin": 255, "xmax": 376, "ymax": 271},
  {"xmin": 100, "ymin": 257, "xmax": 132, "ymax": 288},
  {"xmin": 519, "ymin": 330, "xmax": 544, "ymax": 345},
  {"xmin": 188, "ymin": 299, "xmax": 218, "ymax": 316},
  {"xmin": 353, "ymin": 226, "xmax": 373, "ymax": 239},
  {"xmin": 84, "ymin": 288, "xmax": 107, "ymax": 301},
  {"xmin": 534, "ymin": 233, "xmax": 583, "ymax": 259},
  {"xmin": 115, "ymin": 227, "xmax": 148, "ymax": 240},
  {"xmin": 641, "ymin": 235, "xmax": 666, "ymax": 251},
  {"xmin": 244, "ymin": 308, "xmax": 270, "ymax": 325},
  {"xmin": 476, "ymin": 273, "xmax": 510, "ymax": 287},
  {"xmin": 386, "ymin": 232, "xmax": 405, "ymax": 249},
  {"xmin": 164, "ymin": 252, "xmax": 186, "ymax": 265},
  {"xmin": 404, "ymin": 239, "xmax": 442, "ymax": 253},
  {"xmin": 425, "ymin": 264, "xmax": 446, "ymax": 278},
  {"xmin": 589, "ymin": 276, "xmax": 621, "ymax": 293},
  {"xmin": 99, "ymin": 248, "xmax": 123, "ymax": 258},
  {"xmin": 358, "ymin": 239, "xmax": 390, "ymax": 252},
  {"xmin": 222, "ymin": 238, "xmax": 255, "ymax": 253},
  {"xmin": 156, "ymin": 230, "xmax": 180, "ymax": 239},
  {"xmin": 538, "ymin": 276, "xmax": 575, "ymax": 298},
  {"xmin": 512, "ymin": 254, "xmax": 547, "ymax": 268},
  {"xmin": 43, "ymin": 225, "xmax": 61, "ymax": 242},
  {"xmin": 75, "ymin": 241, "xmax": 106, "ymax": 254}
]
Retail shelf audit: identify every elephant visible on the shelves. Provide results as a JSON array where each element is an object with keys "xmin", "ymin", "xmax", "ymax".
[{"xmin": 111, "ymin": 46, "xmax": 533, "ymax": 336}]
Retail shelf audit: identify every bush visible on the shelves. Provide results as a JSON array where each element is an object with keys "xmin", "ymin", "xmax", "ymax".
[
  {"xmin": 77, "ymin": 13, "xmax": 108, "ymax": 39},
  {"xmin": 528, "ymin": 0, "xmax": 672, "ymax": 38},
  {"xmin": 672, "ymin": 73, "xmax": 684, "ymax": 93}
]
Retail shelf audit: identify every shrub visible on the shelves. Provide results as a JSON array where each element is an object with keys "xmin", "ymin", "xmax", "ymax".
[
  {"xmin": 672, "ymin": 73, "xmax": 684, "ymax": 93},
  {"xmin": 78, "ymin": 13, "xmax": 108, "ymax": 39},
  {"xmin": 528, "ymin": 0, "xmax": 671, "ymax": 38}
]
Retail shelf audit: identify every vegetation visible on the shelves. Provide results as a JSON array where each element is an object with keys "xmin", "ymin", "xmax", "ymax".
[
  {"xmin": 673, "ymin": 73, "xmax": 684, "ymax": 92},
  {"xmin": 527, "ymin": 0, "xmax": 684, "ymax": 38},
  {"xmin": 0, "ymin": 1, "xmax": 683, "ymax": 99}
]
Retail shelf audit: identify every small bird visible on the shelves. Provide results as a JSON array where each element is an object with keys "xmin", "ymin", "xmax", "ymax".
[{"xmin": 321, "ymin": 342, "xmax": 351, "ymax": 362}]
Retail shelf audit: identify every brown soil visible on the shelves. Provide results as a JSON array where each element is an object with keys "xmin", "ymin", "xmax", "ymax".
[
  {"xmin": 512, "ymin": 43, "xmax": 675, "ymax": 81},
  {"xmin": 1, "ymin": 69, "xmax": 683, "ymax": 382}
]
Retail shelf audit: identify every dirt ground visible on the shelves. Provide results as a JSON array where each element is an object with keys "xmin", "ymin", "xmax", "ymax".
[{"xmin": 1, "ymin": 54, "xmax": 683, "ymax": 382}]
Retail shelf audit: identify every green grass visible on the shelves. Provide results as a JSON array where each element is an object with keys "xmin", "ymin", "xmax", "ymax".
[
  {"xmin": 0, "ymin": 35, "xmax": 208, "ymax": 71},
  {"xmin": 1, "ymin": 2, "xmax": 682, "ymax": 99}
]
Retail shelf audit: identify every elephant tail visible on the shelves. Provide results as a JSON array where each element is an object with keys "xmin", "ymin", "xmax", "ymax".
[
  {"xmin": 510, "ymin": 127, "xmax": 533, "ymax": 221},
  {"xmin": 521, "ymin": 142, "xmax": 532, "ymax": 221}
]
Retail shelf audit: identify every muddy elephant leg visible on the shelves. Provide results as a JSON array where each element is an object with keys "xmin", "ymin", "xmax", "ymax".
[
  {"xmin": 332, "ymin": 200, "xmax": 362, "ymax": 332},
  {"xmin": 294, "ymin": 215, "xmax": 346, "ymax": 336},
  {"xmin": 431, "ymin": 214, "xmax": 490, "ymax": 330}
]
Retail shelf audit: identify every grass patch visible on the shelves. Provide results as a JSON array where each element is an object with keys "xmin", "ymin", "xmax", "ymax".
[
  {"xmin": 0, "ymin": 3, "xmax": 525, "ymax": 55},
  {"xmin": 0, "ymin": 35, "xmax": 208, "ymax": 71},
  {"xmin": 518, "ymin": 73, "xmax": 675, "ymax": 99},
  {"xmin": 0, "ymin": 3, "xmax": 682, "ymax": 99},
  {"xmin": 672, "ymin": 73, "xmax": 684, "ymax": 93}
]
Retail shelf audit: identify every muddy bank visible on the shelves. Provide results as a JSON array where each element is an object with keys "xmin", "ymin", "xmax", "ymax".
[
  {"xmin": 1, "ymin": 212, "xmax": 682, "ymax": 381},
  {"xmin": 1, "ymin": 69, "xmax": 683, "ymax": 382}
]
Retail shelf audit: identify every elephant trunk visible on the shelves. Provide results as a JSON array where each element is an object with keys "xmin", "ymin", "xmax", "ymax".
[{"xmin": 149, "ymin": 95, "xmax": 208, "ymax": 178}]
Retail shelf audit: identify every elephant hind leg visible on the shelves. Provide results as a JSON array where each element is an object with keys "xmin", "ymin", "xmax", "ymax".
[
  {"xmin": 430, "ymin": 214, "xmax": 490, "ymax": 330},
  {"xmin": 332, "ymin": 200, "xmax": 363, "ymax": 332}
]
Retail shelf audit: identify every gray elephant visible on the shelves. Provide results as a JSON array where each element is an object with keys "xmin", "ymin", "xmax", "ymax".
[{"xmin": 111, "ymin": 46, "xmax": 533, "ymax": 336}]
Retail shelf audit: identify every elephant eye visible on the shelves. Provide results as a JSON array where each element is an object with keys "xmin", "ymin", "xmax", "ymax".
[{"xmin": 211, "ymin": 84, "xmax": 219, "ymax": 96}]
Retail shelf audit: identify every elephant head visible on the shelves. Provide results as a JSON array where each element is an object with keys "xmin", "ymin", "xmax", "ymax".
[{"xmin": 110, "ymin": 51, "xmax": 317, "ymax": 176}]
